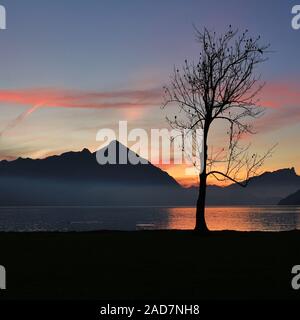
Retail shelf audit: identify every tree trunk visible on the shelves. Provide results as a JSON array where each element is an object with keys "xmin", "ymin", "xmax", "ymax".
[
  {"xmin": 194, "ymin": 126, "xmax": 209, "ymax": 232},
  {"xmin": 195, "ymin": 171, "xmax": 209, "ymax": 232}
]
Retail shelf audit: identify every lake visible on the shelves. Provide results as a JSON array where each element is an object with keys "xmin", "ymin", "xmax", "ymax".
[{"xmin": 0, "ymin": 206, "xmax": 299, "ymax": 232}]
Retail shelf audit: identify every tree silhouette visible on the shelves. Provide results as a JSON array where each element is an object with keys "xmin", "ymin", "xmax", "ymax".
[{"xmin": 163, "ymin": 27, "xmax": 275, "ymax": 232}]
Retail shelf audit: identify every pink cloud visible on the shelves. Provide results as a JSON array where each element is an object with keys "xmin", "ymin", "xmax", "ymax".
[
  {"xmin": 259, "ymin": 82, "xmax": 300, "ymax": 109},
  {"xmin": 0, "ymin": 81, "xmax": 299, "ymax": 137},
  {"xmin": 0, "ymin": 87, "xmax": 162, "ymax": 136},
  {"xmin": 0, "ymin": 87, "xmax": 162, "ymax": 109},
  {"xmin": 256, "ymin": 104, "xmax": 300, "ymax": 133},
  {"xmin": 246, "ymin": 81, "xmax": 300, "ymax": 133}
]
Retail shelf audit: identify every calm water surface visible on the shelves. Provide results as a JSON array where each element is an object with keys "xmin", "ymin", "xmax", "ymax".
[{"xmin": 0, "ymin": 206, "xmax": 299, "ymax": 232}]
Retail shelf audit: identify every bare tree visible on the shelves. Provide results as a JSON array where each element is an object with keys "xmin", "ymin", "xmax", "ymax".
[{"xmin": 163, "ymin": 26, "xmax": 275, "ymax": 232}]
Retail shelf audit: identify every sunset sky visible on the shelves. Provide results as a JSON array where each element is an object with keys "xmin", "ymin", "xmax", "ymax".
[{"xmin": 0, "ymin": 0, "xmax": 299, "ymax": 186}]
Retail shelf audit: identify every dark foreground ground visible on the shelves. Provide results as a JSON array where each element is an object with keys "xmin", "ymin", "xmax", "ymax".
[{"xmin": 0, "ymin": 230, "xmax": 300, "ymax": 300}]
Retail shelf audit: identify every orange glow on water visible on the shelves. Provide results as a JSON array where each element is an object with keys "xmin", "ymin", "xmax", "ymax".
[{"xmin": 164, "ymin": 206, "xmax": 300, "ymax": 231}]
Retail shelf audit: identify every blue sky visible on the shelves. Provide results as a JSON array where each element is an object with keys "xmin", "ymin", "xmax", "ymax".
[{"xmin": 0, "ymin": 0, "xmax": 299, "ymax": 88}]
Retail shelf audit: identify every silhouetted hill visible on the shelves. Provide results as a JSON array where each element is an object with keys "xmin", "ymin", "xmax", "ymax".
[
  {"xmin": 215, "ymin": 167, "xmax": 300, "ymax": 205},
  {"xmin": 0, "ymin": 141, "xmax": 298, "ymax": 206},
  {"xmin": 0, "ymin": 140, "xmax": 183, "ymax": 206},
  {"xmin": 0, "ymin": 140, "xmax": 180, "ymax": 187},
  {"xmin": 278, "ymin": 189, "xmax": 300, "ymax": 205},
  {"xmin": 187, "ymin": 168, "xmax": 300, "ymax": 205}
]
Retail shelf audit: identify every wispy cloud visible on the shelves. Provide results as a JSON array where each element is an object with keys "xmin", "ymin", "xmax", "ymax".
[
  {"xmin": 0, "ymin": 87, "xmax": 162, "ymax": 135},
  {"xmin": 0, "ymin": 87, "xmax": 162, "ymax": 109},
  {"xmin": 0, "ymin": 102, "xmax": 45, "ymax": 137},
  {"xmin": 260, "ymin": 82, "xmax": 300, "ymax": 109},
  {"xmin": 256, "ymin": 105, "xmax": 300, "ymax": 133},
  {"xmin": 256, "ymin": 81, "xmax": 300, "ymax": 133},
  {"xmin": 0, "ymin": 80, "xmax": 299, "ymax": 137}
]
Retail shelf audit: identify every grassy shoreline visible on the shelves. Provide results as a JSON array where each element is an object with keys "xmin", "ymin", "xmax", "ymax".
[{"xmin": 0, "ymin": 230, "xmax": 300, "ymax": 300}]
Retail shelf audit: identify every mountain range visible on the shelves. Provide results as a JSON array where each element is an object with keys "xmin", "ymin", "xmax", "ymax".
[
  {"xmin": 0, "ymin": 140, "xmax": 299, "ymax": 206},
  {"xmin": 205, "ymin": 167, "xmax": 300, "ymax": 205}
]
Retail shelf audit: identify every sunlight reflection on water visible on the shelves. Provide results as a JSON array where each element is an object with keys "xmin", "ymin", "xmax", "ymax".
[
  {"xmin": 166, "ymin": 206, "xmax": 300, "ymax": 231},
  {"xmin": 0, "ymin": 206, "xmax": 299, "ymax": 232}
]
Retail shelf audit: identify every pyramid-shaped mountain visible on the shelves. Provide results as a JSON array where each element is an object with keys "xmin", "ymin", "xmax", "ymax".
[
  {"xmin": 0, "ymin": 140, "xmax": 182, "ymax": 206},
  {"xmin": 0, "ymin": 140, "xmax": 180, "ymax": 187}
]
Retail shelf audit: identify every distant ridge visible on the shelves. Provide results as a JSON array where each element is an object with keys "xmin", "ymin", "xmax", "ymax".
[
  {"xmin": 278, "ymin": 189, "xmax": 300, "ymax": 205},
  {"xmin": 204, "ymin": 167, "xmax": 300, "ymax": 205},
  {"xmin": 0, "ymin": 141, "xmax": 298, "ymax": 206}
]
